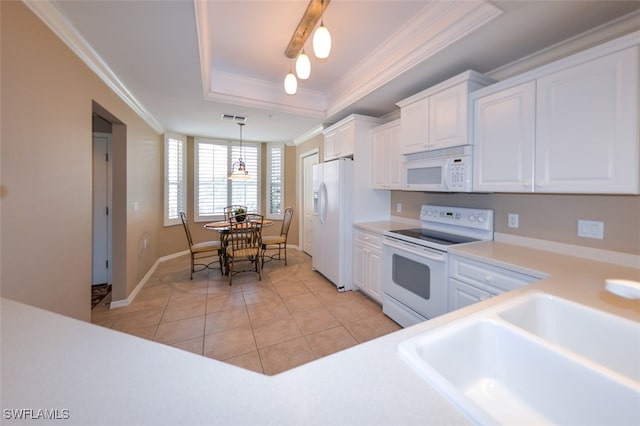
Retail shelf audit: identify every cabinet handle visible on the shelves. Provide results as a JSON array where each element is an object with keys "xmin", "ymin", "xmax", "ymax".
[{"xmin": 484, "ymin": 276, "xmax": 493, "ymax": 282}]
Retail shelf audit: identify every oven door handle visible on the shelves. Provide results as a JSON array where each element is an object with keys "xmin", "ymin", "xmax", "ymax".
[{"xmin": 383, "ymin": 237, "xmax": 446, "ymax": 262}]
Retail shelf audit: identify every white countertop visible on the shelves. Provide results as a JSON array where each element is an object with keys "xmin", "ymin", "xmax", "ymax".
[{"xmin": 2, "ymin": 230, "xmax": 639, "ymax": 425}]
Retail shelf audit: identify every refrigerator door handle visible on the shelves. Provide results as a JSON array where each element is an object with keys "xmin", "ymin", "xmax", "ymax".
[{"xmin": 319, "ymin": 182, "xmax": 327, "ymax": 224}]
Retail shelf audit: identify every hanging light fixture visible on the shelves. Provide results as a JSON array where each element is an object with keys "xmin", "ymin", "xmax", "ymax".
[
  {"xmin": 296, "ymin": 49, "xmax": 311, "ymax": 80},
  {"xmin": 228, "ymin": 122, "xmax": 251, "ymax": 181},
  {"xmin": 312, "ymin": 18, "xmax": 331, "ymax": 59},
  {"xmin": 283, "ymin": 0, "xmax": 331, "ymax": 94},
  {"xmin": 284, "ymin": 61, "xmax": 298, "ymax": 95}
]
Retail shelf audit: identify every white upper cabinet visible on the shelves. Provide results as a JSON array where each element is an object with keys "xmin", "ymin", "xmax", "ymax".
[
  {"xmin": 324, "ymin": 122, "xmax": 356, "ymax": 161},
  {"xmin": 535, "ymin": 47, "xmax": 638, "ymax": 193},
  {"xmin": 371, "ymin": 120, "xmax": 402, "ymax": 189},
  {"xmin": 399, "ymin": 98, "xmax": 429, "ymax": 154},
  {"xmin": 473, "ymin": 81, "xmax": 536, "ymax": 191},
  {"xmin": 397, "ymin": 70, "xmax": 495, "ymax": 155},
  {"xmin": 473, "ymin": 32, "xmax": 640, "ymax": 194}
]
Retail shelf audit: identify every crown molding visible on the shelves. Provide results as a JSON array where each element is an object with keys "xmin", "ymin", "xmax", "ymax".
[
  {"xmin": 22, "ymin": 0, "xmax": 164, "ymax": 134},
  {"xmin": 194, "ymin": 1, "xmax": 325, "ymax": 119},
  {"xmin": 293, "ymin": 124, "xmax": 325, "ymax": 146},
  {"xmin": 325, "ymin": 0, "xmax": 502, "ymax": 117},
  {"xmin": 206, "ymin": 71, "xmax": 327, "ymax": 119},
  {"xmin": 195, "ymin": 0, "xmax": 500, "ymax": 122}
]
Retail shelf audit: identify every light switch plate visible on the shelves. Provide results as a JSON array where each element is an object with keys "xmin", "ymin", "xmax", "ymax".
[{"xmin": 508, "ymin": 213, "xmax": 519, "ymax": 228}]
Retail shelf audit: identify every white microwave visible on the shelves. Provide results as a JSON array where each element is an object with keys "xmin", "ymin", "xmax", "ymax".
[{"xmin": 403, "ymin": 145, "xmax": 472, "ymax": 192}]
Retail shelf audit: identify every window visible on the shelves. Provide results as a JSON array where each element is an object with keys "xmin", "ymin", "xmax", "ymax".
[
  {"xmin": 266, "ymin": 143, "xmax": 284, "ymax": 219},
  {"xmin": 194, "ymin": 138, "xmax": 260, "ymax": 222},
  {"xmin": 164, "ymin": 133, "xmax": 186, "ymax": 226}
]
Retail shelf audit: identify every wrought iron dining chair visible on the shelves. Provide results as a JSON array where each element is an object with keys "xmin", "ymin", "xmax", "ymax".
[
  {"xmin": 261, "ymin": 206, "xmax": 294, "ymax": 267},
  {"xmin": 223, "ymin": 205, "xmax": 248, "ymax": 221},
  {"xmin": 226, "ymin": 213, "xmax": 263, "ymax": 285},
  {"xmin": 180, "ymin": 211, "xmax": 224, "ymax": 279}
]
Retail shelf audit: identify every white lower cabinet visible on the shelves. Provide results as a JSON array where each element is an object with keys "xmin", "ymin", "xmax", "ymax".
[
  {"xmin": 353, "ymin": 229, "xmax": 383, "ymax": 303},
  {"xmin": 448, "ymin": 254, "xmax": 541, "ymax": 312}
]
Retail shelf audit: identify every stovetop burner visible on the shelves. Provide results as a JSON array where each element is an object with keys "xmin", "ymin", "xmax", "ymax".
[{"xmin": 388, "ymin": 228, "xmax": 479, "ymax": 246}]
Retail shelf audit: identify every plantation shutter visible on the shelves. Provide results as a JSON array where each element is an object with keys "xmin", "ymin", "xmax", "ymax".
[
  {"xmin": 164, "ymin": 134, "xmax": 186, "ymax": 226},
  {"xmin": 266, "ymin": 143, "xmax": 284, "ymax": 219}
]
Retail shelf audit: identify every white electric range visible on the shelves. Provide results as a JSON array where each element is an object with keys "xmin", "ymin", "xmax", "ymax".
[{"xmin": 382, "ymin": 205, "xmax": 494, "ymax": 327}]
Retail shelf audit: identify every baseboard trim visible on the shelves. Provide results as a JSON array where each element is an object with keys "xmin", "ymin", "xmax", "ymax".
[
  {"xmin": 110, "ymin": 245, "xmax": 311, "ymax": 309},
  {"xmin": 494, "ymin": 233, "xmax": 639, "ymax": 269},
  {"xmin": 110, "ymin": 250, "xmax": 190, "ymax": 309}
]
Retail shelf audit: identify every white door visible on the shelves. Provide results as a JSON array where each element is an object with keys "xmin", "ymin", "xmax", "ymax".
[
  {"xmin": 301, "ymin": 151, "xmax": 318, "ymax": 255},
  {"xmin": 92, "ymin": 133, "xmax": 112, "ymax": 285}
]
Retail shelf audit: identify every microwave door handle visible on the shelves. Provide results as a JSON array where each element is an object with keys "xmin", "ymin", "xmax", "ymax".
[{"xmin": 443, "ymin": 161, "xmax": 451, "ymax": 191}]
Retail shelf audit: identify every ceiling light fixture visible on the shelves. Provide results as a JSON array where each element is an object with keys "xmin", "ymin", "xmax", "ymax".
[
  {"xmin": 296, "ymin": 49, "xmax": 311, "ymax": 80},
  {"xmin": 228, "ymin": 122, "xmax": 251, "ymax": 181},
  {"xmin": 284, "ymin": 62, "xmax": 298, "ymax": 95},
  {"xmin": 283, "ymin": 0, "xmax": 331, "ymax": 94},
  {"xmin": 312, "ymin": 18, "xmax": 331, "ymax": 59}
]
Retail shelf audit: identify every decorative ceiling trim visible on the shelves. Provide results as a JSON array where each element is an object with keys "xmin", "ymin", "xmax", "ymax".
[
  {"xmin": 194, "ymin": 1, "xmax": 325, "ymax": 119},
  {"xmin": 207, "ymin": 71, "xmax": 327, "ymax": 119},
  {"xmin": 195, "ymin": 0, "xmax": 501, "ymax": 123},
  {"xmin": 325, "ymin": 0, "xmax": 503, "ymax": 117},
  {"xmin": 22, "ymin": 0, "xmax": 165, "ymax": 134}
]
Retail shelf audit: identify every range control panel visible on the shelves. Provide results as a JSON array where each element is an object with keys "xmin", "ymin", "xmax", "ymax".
[{"xmin": 420, "ymin": 205, "xmax": 494, "ymax": 232}]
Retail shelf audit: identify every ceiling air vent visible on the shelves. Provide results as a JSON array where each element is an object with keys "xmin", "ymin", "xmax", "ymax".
[{"xmin": 221, "ymin": 114, "xmax": 247, "ymax": 123}]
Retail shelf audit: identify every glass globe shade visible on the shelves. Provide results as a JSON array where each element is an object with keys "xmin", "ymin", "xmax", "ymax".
[
  {"xmin": 295, "ymin": 51, "xmax": 311, "ymax": 80},
  {"xmin": 313, "ymin": 24, "xmax": 331, "ymax": 59},
  {"xmin": 284, "ymin": 72, "xmax": 297, "ymax": 95}
]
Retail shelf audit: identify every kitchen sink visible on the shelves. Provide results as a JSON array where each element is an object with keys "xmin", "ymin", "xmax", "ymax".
[
  {"xmin": 398, "ymin": 292, "xmax": 640, "ymax": 425},
  {"xmin": 498, "ymin": 292, "xmax": 640, "ymax": 381}
]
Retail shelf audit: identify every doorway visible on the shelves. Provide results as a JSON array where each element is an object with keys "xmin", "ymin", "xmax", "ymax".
[
  {"xmin": 299, "ymin": 150, "xmax": 319, "ymax": 255},
  {"xmin": 92, "ymin": 131, "xmax": 112, "ymax": 286}
]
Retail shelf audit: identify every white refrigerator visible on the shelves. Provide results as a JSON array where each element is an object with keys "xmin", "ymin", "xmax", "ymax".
[{"xmin": 312, "ymin": 158, "xmax": 354, "ymax": 291}]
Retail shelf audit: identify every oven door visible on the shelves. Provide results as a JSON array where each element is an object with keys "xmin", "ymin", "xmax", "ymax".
[{"xmin": 382, "ymin": 236, "xmax": 448, "ymax": 327}]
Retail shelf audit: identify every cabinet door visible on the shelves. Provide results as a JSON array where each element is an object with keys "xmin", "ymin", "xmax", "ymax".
[
  {"xmin": 473, "ymin": 81, "xmax": 536, "ymax": 192},
  {"xmin": 371, "ymin": 128, "xmax": 388, "ymax": 188},
  {"xmin": 336, "ymin": 123, "xmax": 355, "ymax": 158},
  {"xmin": 387, "ymin": 123, "xmax": 403, "ymax": 189},
  {"xmin": 429, "ymin": 82, "xmax": 468, "ymax": 150},
  {"xmin": 353, "ymin": 241, "xmax": 367, "ymax": 290},
  {"xmin": 400, "ymin": 98, "xmax": 429, "ymax": 154},
  {"xmin": 535, "ymin": 47, "xmax": 639, "ymax": 193},
  {"xmin": 324, "ymin": 130, "xmax": 338, "ymax": 161},
  {"xmin": 367, "ymin": 247, "xmax": 383, "ymax": 303},
  {"xmin": 448, "ymin": 278, "xmax": 491, "ymax": 311}
]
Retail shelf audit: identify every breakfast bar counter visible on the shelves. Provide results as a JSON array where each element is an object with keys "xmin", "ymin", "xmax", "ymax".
[{"xmin": 2, "ymin": 240, "xmax": 639, "ymax": 425}]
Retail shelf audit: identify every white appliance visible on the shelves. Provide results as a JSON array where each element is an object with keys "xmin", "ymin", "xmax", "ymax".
[
  {"xmin": 312, "ymin": 159, "xmax": 354, "ymax": 291},
  {"xmin": 403, "ymin": 145, "xmax": 472, "ymax": 192},
  {"xmin": 383, "ymin": 205, "xmax": 493, "ymax": 327}
]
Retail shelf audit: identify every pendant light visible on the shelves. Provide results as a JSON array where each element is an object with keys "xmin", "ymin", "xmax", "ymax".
[
  {"xmin": 313, "ymin": 19, "xmax": 331, "ymax": 59},
  {"xmin": 295, "ymin": 49, "xmax": 311, "ymax": 80},
  {"xmin": 228, "ymin": 122, "xmax": 251, "ymax": 181},
  {"xmin": 284, "ymin": 62, "xmax": 298, "ymax": 95}
]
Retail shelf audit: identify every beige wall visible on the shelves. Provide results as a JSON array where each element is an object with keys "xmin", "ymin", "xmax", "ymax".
[
  {"xmin": 1, "ymin": 2, "xmax": 163, "ymax": 320},
  {"xmin": 391, "ymin": 192, "xmax": 640, "ymax": 255}
]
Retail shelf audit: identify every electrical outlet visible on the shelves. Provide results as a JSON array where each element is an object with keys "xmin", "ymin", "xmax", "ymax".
[
  {"xmin": 396, "ymin": 203, "xmax": 402, "ymax": 213},
  {"xmin": 508, "ymin": 213, "xmax": 519, "ymax": 228},
  {"xmin": 578, "ymin": 220, "xmax": 604, "ymax": 239}
]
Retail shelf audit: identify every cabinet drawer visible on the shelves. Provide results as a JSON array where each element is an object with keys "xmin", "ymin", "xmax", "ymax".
[
  {"xmin": 355, "ymin": 229, "xmax": 383, "ymax": 247},
  {"xmin": 449, "ymin": 255, "xmax": 539, "ymax": 294}
]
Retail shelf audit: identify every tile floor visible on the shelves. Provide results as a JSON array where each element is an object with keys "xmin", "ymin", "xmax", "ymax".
[{"xmin": 91, "ymin": 250, "xmax": 401, "ymax": 375}]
